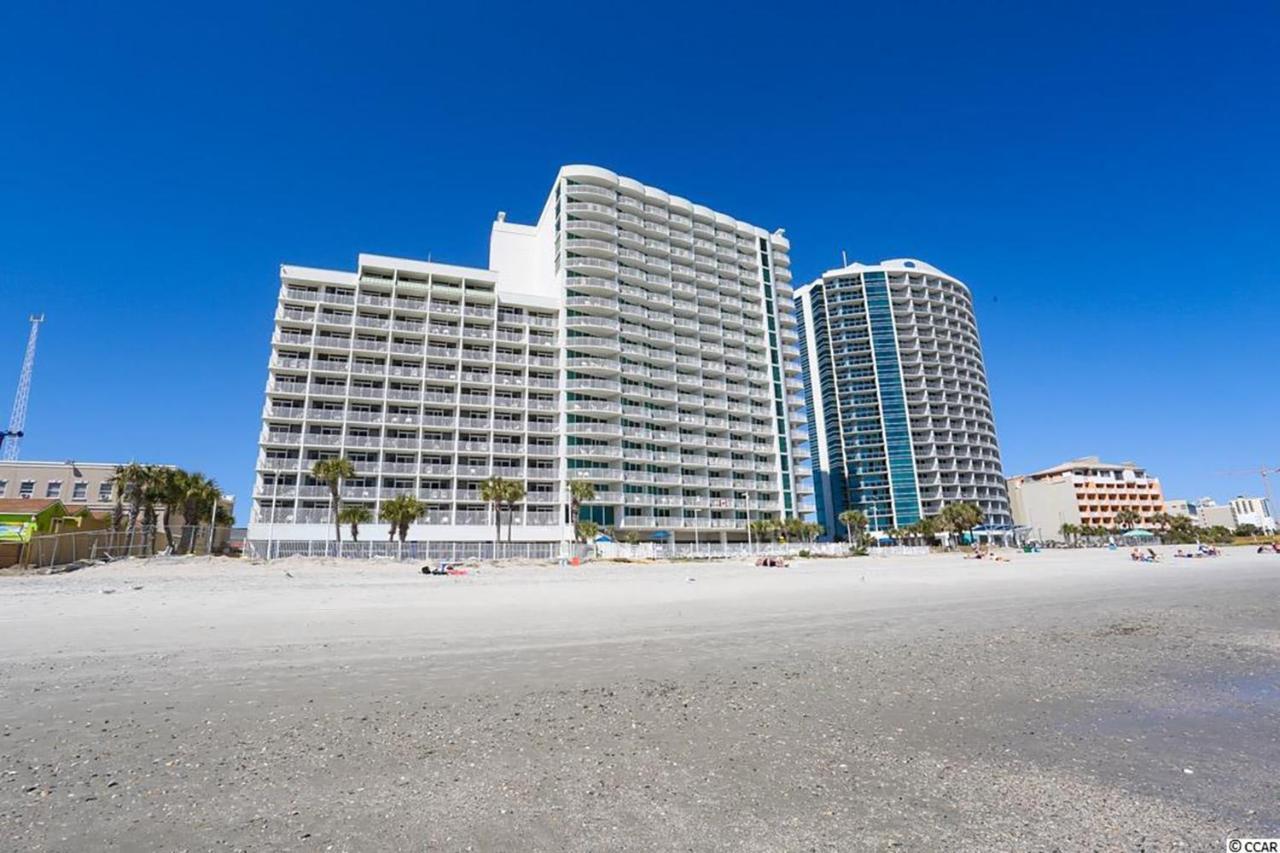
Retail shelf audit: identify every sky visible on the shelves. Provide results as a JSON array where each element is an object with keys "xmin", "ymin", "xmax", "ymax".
[{"xmin": 1, "ymin": 1, "xmax": 1277, "ymax": 522}]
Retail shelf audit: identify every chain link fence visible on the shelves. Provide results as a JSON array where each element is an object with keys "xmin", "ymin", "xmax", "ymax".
[{"xmin": 9, "ymin": 525, "xmax": 238, "ymax": 570}]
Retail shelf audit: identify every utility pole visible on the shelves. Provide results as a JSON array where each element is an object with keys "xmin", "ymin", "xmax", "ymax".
[{"xmin": 3, "ymin": 315, "xmax": 44, "ymax": 461}]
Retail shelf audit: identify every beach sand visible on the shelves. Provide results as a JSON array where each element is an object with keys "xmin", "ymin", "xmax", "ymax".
[{"xmin": 1, "ymin": 546, "xmax": 1277, "ymax": 850}]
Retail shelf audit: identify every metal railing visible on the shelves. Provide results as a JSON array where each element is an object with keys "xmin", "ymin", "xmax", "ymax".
[
  {"xmin": 245, "ymin": 539, "xmax": 563, "ymax": 561},
  {"xmin": 241, "ymin": 539, "xmax": 929, "ymax": 564}
]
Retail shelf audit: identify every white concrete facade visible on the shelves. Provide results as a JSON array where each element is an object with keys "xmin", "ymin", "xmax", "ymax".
[
  {"xmin": 248, "ymin": 166, "xmax": 812, "ymax": 545},
  {"xmin": 1228, "ymin": 496, "xmax": 1276, "ymax": 532},
  {"xmin": 1007, "ymin": 476, "xmax": 1080, "ymax": 542}
]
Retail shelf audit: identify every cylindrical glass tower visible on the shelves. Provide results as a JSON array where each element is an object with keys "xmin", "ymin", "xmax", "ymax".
[{"xmin": 796, "ymin": 259, "xmax": 1010, "ymax": 536}]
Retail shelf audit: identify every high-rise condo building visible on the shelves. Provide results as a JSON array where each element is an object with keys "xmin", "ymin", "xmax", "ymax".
[
  {"xmin": 249, "ymin": 165, "xmax": 811, "ymax": 551},
  {"xmin": 795, "ymin": 259, "xmax": 1010, "ymax": 537}
]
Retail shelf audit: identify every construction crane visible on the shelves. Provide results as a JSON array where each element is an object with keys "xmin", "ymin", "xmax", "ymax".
[{"xmin": 2, "ymin": 314, "xmax": 44, "ymax": 461}]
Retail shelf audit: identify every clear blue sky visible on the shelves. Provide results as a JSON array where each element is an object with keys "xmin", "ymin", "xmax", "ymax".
[{"xmin": 2, "ymin": 2, "xmax": 1277, "ymax": 521}]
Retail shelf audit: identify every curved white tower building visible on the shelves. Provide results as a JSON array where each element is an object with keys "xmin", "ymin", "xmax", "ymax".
[
  {"xmin": 249, "ymin": 165, "xmax": 812, "ymax": 553},
  {"xmin": 795, "ymin": 259, "xmax": 1010, "ymax": 536}
]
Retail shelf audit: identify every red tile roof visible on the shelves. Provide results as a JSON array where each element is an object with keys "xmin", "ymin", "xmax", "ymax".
[{"xmin": 0, "ymin": 499, "xmax": 62, "ymax": 515}]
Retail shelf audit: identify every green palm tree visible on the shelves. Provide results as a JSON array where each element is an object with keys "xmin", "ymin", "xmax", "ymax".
[
  {"xmin": 748, "ymin": 518, "xmax": 775, "ymax": 543},
  {"xmin": 154, "ymin": 468, "xmax": 192, "ymax": 552},
  {"xmin": 177, "ymin": 472, "xmax": 221, "ymax": 553},
  {"xmin": 114, "ymin": 462, "xmax": 152, "ymax": 546},
  {"xmin": 1114, "ymin": 508, "xmax": 1141, "ymax": 531},
  {"xmin": 311, "ymin": 457, "xmax": 356, "ymax": 548},
  {"xmin": 109, "ymin": 480, "xmax": 125, "ymax": 531},
  {"xmin": 338, "ymin": 504, "xmax": 372, "ymax": 542},
  {"xmin": 140, "ymin": 467, "xmax": 169, "ymax": 553},
  {"xmin": 940, "ymin": 502, "xmax": 984, "ymax": 544},
  {"xmin": 502, "ymin": 480, "xmax": 527, "ymax": 544},
  {"xmin": 480, "ymin": 476, "xmax": 509, "ymax": 549},
  {"xmin": 906, "ymin": 516, "xmax": 937, "ymax": 545},
  {"xmin": 380, "ymin": 494, "xmax": 426, "ymax": 544},
  {"xmin": 569, "ymin": 480, "xmax": 596, "ymax": 535},
  {"xmin": 838, "ymin": 509, "xmax": 868, "ymax": 544},
  {"xmin": 575, "ymin": 520, "xmax": 601, "ymax": 556}
]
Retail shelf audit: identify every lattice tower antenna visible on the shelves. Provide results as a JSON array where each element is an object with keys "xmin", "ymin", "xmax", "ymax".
[{"xmin": 2, "ymin": 314, "xmax": 45, "ymax": 460}]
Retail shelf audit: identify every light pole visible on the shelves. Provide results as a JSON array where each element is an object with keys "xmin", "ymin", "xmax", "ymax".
[
  {"xmin": 742, "ymin": 491, "xmax": 753, "ymax": 552},
  {"xmin": 265, "ymin": 478, "xmax": 279, "ymax": 561}
]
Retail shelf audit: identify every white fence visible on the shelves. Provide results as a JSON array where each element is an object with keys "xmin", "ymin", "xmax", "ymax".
[
  {"xmin": 245, "ymin": 539, "xmax": 564, "ymax": 562},
  {"xmin": 594, "ymin": 541, "xmax": 930, "ymax": 560},
  {"xmin": 243, "ymin": 539, "xmax": 931, "ymax": 563}
]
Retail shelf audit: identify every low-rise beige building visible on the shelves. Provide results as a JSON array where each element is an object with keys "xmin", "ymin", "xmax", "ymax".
[
  {"xmin": 0, "ymin": 461, "xmax": 123, "ymax": 513},
  {"xmin": 0, "ymin": 460, "xmax": 234, "ymax": 522},
  {"xmin": 1007, "ymin": 456, "xmax": 1165, "ymax": 541}
]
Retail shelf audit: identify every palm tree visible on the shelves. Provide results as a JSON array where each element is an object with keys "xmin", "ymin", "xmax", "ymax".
[
  {"xmin": 311, "ymin": 457, "xmax": 356, "ymax": 550},
  {"xmin": 1114, "ymin": 508, "xmax": 1141, "ymax": 531},
  {"xmin": 1059, "ymin": 522, "xmax": 1077, "ymax": 546},
  {"xmin": 338, "ymin": 504, "xmax": 372, "ymax": 542},
  {"xmin": 177, "ymin": 473, "xmax": 221, "ymax": 553},
  {"xmin": 804, "ymin": 521, "xmax": 823, "ymax": 543},
  {"xmin": 113, "ymin": 461, "xmax": 154, "ymax": 548},
  {"xmin": 906, "ymin": 516, "xmax": 937, "ymax": 546},
  {"xmin": 480, "ymin": 476, "xmax": 509, "ymax": 550},
  {"xmin": 153, "ymin": 468, "xmax": 193, "ymax": 552},
  {"xmin": 838, "ymin": 509, "xmax": 868, "ymax": 545},
  {"xmin": 569, "ymin": 480, "xmax": 596, "ymax": 535},
  {"xmin": 140, "ymin": 467, "xmax": 168, "ymax": 553},
  {"xmin": 380, "ymin": 494, "xmax": 426, "ymax": 545},
  {"xmin": 109, "ymin": 482, "xmax": 125, "ymax": 532},
  {"xmin": 748, "ymin": 518, "xmax": 775, "ymax": 543},
  {"xmin": 114, "ymin": 462, "xmax": 151, "ymax": 546},
  {"xmin": 502, "ymin": 480, "xmax": 527, "ymax": 543},
  {"xmin": 575, "ymin": 520, "xmax": 601, "ymax": 556},
  {"xmin": 940, "ymin": 502, "xmax": 984, "ymax": 546}
]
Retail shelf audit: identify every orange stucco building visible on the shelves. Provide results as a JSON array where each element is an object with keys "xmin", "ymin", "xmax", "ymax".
[{"xmin": 1007, "ymin": 456, "xmax": 1165, "ymax": 538}]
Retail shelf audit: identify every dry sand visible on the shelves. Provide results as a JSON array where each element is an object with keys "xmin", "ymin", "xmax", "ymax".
[{"xmin": 1, "ymin": 546, "xmax": 1278, "ymax": 850}]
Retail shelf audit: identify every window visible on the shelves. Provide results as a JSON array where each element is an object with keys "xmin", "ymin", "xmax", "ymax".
[
  {"xmin": 98, "ymin": 482, "xmax": 114, "ymax": 502},
  {"xmin": 72, "ymin": 482, "xmax": 88, "ymax": 502},
  {"xmin": 0, "ymin": 479, "xmax": 6, "ymax": 496},
  {"xmin": 46, "ymin": 481, "xmax": 62, "ymax": 499},
  {"xmin": 19, "ymin": 480, "xmax": 35, "ymax": 498}
]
